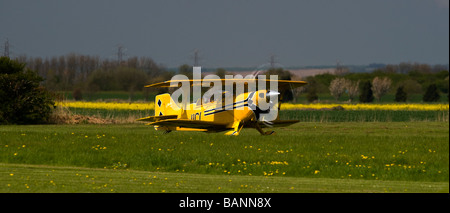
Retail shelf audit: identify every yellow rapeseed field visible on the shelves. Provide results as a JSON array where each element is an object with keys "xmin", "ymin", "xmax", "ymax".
[
  {"xmin": 57, "ymin": 101, "xmax": 449, "ymax": 111},
  {"xmin": 56, "ymin": 101, "xmax": 154, "ymax": 111},
  {"xmin": 281, "ymin": 103, "xmax": 449, "ymax": 111}
]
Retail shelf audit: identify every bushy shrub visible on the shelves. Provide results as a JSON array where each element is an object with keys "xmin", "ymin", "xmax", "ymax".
[
  {"xmin": 306, "ymin": 88, "xmax": 318, "ymax": 103},
  {"xmin": 0, "ymin": 57, "xmax": 54, "ymax": 124},
  {"xmin": 73, "ymin": 88, "xmax": 83, "ymax": 101},
  {"xmin": 423, "ymin": 84, "xmax": 440, "ymax": 102},
  {"xmin": 359, "ymin": 81, "xmax": 374, "ymax": 103},
  {"xmin": 394, "ymin": 86, "xmax": 407, "ymax": 102}
]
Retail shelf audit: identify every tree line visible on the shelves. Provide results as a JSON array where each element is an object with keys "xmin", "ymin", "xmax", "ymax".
[
  {"xmin": 10, "ymin": 54, "xmax": 450, "ymax": 102},
  {"xmin": 15, "ymin": 54, "xmax": 174, "ymax": 100},
  {"xmin": 302, "ymin": 63, "xmax": 448, "ymax": 103}
]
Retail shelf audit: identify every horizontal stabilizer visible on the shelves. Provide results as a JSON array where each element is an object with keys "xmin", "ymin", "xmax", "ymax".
[{"xmin": 136, "ymin": 115, "xmax": 177, "ymax": 122}]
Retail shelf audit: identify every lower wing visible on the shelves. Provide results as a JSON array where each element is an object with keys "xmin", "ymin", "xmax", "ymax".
[{"xmin": 149, "ymin": 119, "xmax": 229, "ymax": 131}]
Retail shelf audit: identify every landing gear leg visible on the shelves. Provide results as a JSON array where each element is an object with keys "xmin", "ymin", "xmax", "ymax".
[
  {"xmin": 255, "ymin": 122, "xmax": 276, "ymax": 135},
  {"xmin": 225, "ymin": 121, "xmax": 244, "ymax": 136}
]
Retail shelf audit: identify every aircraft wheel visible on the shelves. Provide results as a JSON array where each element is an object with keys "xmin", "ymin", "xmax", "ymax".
[{"xmin": 264, "ymin": 131, "xmax": 276, "ymax": 135}]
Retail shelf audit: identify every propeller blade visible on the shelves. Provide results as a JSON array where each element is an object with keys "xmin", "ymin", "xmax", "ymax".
[
  {"xmin": 263, "ymin": 121, "xmax": 273, "ymax": 128},
  {"xmin": 260, "ymin": 117, "xmax": 273, "ymax": 128},
  {"xmin": 266, "ymin": 91, "xmax": 280, "ymax": 97}
]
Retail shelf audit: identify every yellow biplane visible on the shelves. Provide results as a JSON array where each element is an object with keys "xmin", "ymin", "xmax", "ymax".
[{"xmin": 137, "ymin": 78, "xmax": 306, "ymax": 136}]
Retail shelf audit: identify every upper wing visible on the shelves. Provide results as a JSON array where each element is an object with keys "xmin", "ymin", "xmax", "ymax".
[
  {"xmin": 145, "ymin": 79, "xmax": 307, "ymax": 90},
  {"xmin": 149, "ymin": 119, "xmax": 229, "ymax": 131},
  {"xmin": 136, "ymin": 115, "xmax": 177, "ymax": 122},
  {"xmin": 277, "ymin": 80, "xmax": 308, "ymax": 90}
]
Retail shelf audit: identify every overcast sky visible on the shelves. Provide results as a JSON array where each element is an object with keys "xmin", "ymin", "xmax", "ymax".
[{"xmin": 1, "ymin": 0, "xmax": 448, "ymax": 68}]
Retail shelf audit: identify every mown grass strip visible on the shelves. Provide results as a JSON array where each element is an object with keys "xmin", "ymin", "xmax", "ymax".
[{"xmin": 1, "ymin": 163, "xmax": 447, "ymax": 193}]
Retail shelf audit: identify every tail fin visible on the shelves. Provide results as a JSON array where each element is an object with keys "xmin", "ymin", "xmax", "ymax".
[{"xmin": 155, "ymin": 93, "xmax": 179, "ymax": 116}]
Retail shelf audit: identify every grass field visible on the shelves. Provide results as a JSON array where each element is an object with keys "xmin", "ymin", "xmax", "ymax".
[
  {"xmin": 1, "ymin": 122, "xmax": 448, "ymax": 193},
  {"xmin": 67, "ymin": 107, "xmax": 448, "ymax": 123}
]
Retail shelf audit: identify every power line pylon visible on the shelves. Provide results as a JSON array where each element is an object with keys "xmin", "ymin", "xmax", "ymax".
[
  {"xmin": 194, "ymin": 49, "xmax": 199, "ymax": 67},
  {"xmin": 3, "ymin": 38, "xmax": 10, "ymax": 57},
  {"xmin": 269, "ymin": 54, "xmax": 276, "ymax": 69},
  {"xmin": 117, "ymin": 45, "xmax": 125, "ymax": 63}
]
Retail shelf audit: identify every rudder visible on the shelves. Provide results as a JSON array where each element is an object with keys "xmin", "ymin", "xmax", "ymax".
[{"xmin": 155, "ymin": 93, "xmax": 179, "ymax": 116}]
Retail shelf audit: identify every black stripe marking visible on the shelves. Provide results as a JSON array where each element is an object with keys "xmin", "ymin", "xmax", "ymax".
[
  {"xmin": 204, "ymin": 103, "xmax": 249, "ymax": 116},
  {"xmin": 204, "ymin": 99, "xmax": 248, "ymax": 113}
]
